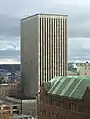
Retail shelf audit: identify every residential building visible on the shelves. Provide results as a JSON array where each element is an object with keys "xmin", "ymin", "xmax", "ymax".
[
  {"xmin": 39, "ymin": 76, "xmax": 90, "ymax": 119},
  {"xmin": 8, "ymin": 82, "xmax": 19, "ymax": 97},
  {"xmin": 76, "ymin": 62, "xmax": 90, "ymax": 76},
  {"xmin": 0, "ymin": 84, "xmax": 9, "ymax": 99},
  {"xmin": 6, "ymin": 96, "xmax": 37, "ymax": 116},
  {"xmin": 21, "ymin": 13, "xmax": 68, "ymax": 98},
  {"xmin": 2, "ymin": 97, "xmax": 21, "ymax": 114},
  {"xmin": 0, "ymin": 82, "xmax": 19, "ymax": 99},
  {"xmin": 0, "ymin": 100, "xmax": 32, "ymax": 119}
]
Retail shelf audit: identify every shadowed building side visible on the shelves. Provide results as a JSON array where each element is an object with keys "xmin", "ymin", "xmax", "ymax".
[{"xmin": 21, "ymin": 15, "xmax": 38, "ymax": 98}]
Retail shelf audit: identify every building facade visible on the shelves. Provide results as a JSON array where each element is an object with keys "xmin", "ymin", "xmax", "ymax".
[
  {"xmin": 21, "ymin": 13, "xmax": 68, "ymax": 97},
  {"xmin": 76, "ymin": 62, "xmax": 90, "ymax": 76},
  {"xmin": 4, "ymin": 97, "xmax": 21, "ymax": 114},
  {"xmin": 39, "ymin": 76, "xmax": 90, "ymax": 119},
  {"xmin": 68, "ymin": 71, "xmax": 77, "ymax": 76},
  {"xmin": 6, "ymin": 96, "xmax": 37, "ymax": 116},
  {"xmin": 0, "ymin": 82, "xmax": 19, "ymax": 99},
  {"xmin": 0, "ymin": 102, "xmax": 13, "ymax": 119}
]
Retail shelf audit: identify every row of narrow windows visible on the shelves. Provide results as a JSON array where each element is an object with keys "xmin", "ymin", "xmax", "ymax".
[
  {"xmin": 41, "ymin": 99, "xmax": 90, "ymax": 115},
  {"xmin": 40, "ymin": 110, "xmax": 71, "ymax": 119}
]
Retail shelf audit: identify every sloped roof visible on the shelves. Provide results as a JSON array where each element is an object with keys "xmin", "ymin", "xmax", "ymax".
[{"xmin": 44, "ymin": 76, "xmax": 90, "ymax": 100}]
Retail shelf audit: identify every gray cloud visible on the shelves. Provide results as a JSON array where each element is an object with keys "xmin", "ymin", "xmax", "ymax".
[
  {"xmin": 52, "ymin": 5, "xmax": 90, "ymax": 37},
  {"xmin": 68, "ymin": 38, "xmax": 90, "ymax": 61},
  {"xmin": 0, "ymin": 14, "xmax": 20, "ymax": 37},
  {"xmin": 0, "ymin": 0, "xmax": 90, "ymax": 38}
]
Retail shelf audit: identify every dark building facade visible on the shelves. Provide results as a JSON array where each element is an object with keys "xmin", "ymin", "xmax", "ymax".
[{"xmin": 39, "ymin": 76, "xmax": 90, "ymax": 119}]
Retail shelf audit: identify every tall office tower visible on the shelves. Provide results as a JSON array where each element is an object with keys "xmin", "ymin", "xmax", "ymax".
[{"xmin": 21, "ymin": 14, "xmax": 68, "ymax": 98}]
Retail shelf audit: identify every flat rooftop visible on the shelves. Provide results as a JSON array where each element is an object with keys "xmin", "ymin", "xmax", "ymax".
[
  {"xmin": 5, "ymin": 96, "xmax": 36, "ymax": 105},
  {"xmin": 11, "ymin": 95, "xmax": 36, "ymax": 100},
  {"xmin": 21, "ymin": 13, "xmax": 68, "ymax": 21},
  {"xmin": 0, "ymin": 100, "xmax": 12, "ymax": 105},
  {"xmin": 3, "ymin": 99, "xmax": 21, "ymax": 105},
  {"xmin": 0, "ymin": 97, "xmax": 21, "ymax": 105}
]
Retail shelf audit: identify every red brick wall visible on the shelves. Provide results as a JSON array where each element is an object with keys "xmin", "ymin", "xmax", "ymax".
[
  {"xmin": 39, "ymin": 103, "xmax": 90, "ymax": 119},
  {"xmin": 39, "ymin": 85, "xmax": 90, "ymax": 119}
]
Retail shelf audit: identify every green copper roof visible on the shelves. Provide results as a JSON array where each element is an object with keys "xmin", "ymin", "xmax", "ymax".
[{"xmin": 44, "ymin": 76, "xmax": 90, "ymax": 100}]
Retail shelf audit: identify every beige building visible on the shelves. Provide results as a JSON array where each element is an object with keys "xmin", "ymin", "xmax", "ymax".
[
  {"xmin": 67, "ymin": 71, "xmax": 77, "ymax": 76},
  {"xmin": 76, "ymin": 62, "xmax": 90, "ymax": 76},
  {"xmin": 21, "ymin": 13, "xmax": 68, "ymax": 97},
  {"xmin": 0, "ymin": 101, "xmax": 13, "ymax": 119},
  {"xmin": 6, "ymin": 96, "xmax": 37, "ymax": 116}
]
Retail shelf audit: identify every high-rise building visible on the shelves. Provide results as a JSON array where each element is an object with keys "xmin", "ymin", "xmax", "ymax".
[{"xmin": 21, "ymin": 14, "xmax": 68, "ymax": 97}]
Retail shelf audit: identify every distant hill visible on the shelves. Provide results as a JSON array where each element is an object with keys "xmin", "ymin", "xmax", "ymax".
[{"xmin": 0, "ymin": 64, "xmax": 20, "ymax": 72}]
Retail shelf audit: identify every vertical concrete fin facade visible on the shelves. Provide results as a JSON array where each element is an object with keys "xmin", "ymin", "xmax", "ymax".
[{"xmin": 38, "ymin": 14, "xmax": 68, "ymax": 83}]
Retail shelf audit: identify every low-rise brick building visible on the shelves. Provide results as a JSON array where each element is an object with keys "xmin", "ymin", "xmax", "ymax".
[
  {"xmin": 39, "ymin": 76, "xmax": 90, "ymax": 119},
  {"xmin": 0, "ymin": 82, "xmax": 19, "ymax": 99}
]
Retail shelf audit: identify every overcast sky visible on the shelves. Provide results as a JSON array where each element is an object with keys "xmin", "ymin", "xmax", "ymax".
[
  {"xmin": 0, "ymin": 0, "xmax": 90, "ymax": 38},
  {"xmin": 0, "ymin": 0, "xmax": 90, "ymax": 61}
]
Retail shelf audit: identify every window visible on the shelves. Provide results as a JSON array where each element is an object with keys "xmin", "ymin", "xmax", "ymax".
[
  {"xmin": 84, "ymin": 107, "xmax": 90, "ymax": 115},
  {"xmin": 64, "ymin": 116, "xmax": 66, "ymax": 119},
  {"xmin": 13, "ymin": 106, "xmax": 17, "ymax": 109},
  {"xmin": 69, "ymin": 103, "xmax": 71, "ymax": 110},
  {"xmin": 56, "ymin": 100, "xmax": 59, "ymax": 106},
  {"xmin": 61, "ymin": 116, "xmax": 62, "ymax": 119},
  {"xmin": 59, "ymin": 100, "xmax": 64, "ymax": 108},
  {"xmin": 69, "ymin": 102, "xmax": 77, "ymax": 111},
  {"xmin": 56, "ymin": 113, "xmax": 59, "ymax": 119},
  {"xmin": 49, "ymin": 98, "xmax": 52, "ymax": 105},
  {"xmin": 17, "ymin": 111, "xmax": 19, "ymax": 114},
  {"xmin": 40, "ymin": 110, "xmax": 43, "ymax": 115},
  {"xmin": 51, "ymin": 98, "xmax": 56, "ymax": 105},
  {"xmin": 49, "ymin": 112, "xmax": 50, "ymax": 117},
  {"xmin": 13, "ymin": 111, "xmax": 18, "ymax": 114},
  {"xmin": 52, "ymin": 112, "xmax": 55, "ymax": 119}
]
